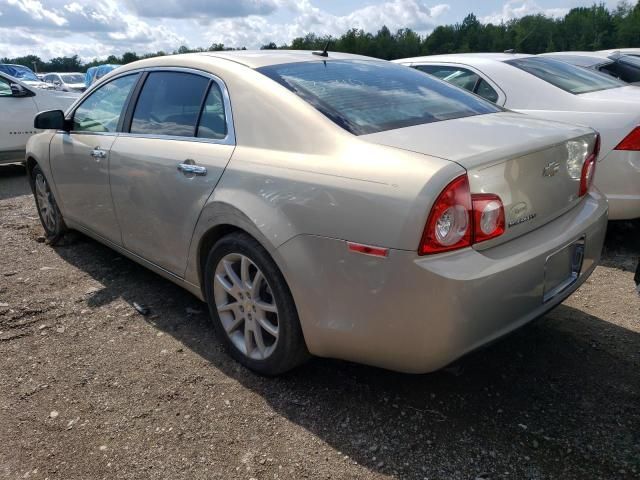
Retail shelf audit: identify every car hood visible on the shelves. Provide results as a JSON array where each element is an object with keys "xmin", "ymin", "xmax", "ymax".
[{"xmin": 361, "ymin": 111, "xmax": 593, "ymax": 169}]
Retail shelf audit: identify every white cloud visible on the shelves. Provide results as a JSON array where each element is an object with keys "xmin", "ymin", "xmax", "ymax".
[
  {"xmin": 207, "ymin": 0, "xmax": 451, "ymax": 48},
  {"xmin": 482, "ymin": 0, "xmax": 568, "ymax": 24},
  {"xmin": 124, "ymin": 0, "xmax": 279, "ymax": 20},
  {"xmin": 0, "ymin": 0, "xmax": 186, "ymax": 59}
]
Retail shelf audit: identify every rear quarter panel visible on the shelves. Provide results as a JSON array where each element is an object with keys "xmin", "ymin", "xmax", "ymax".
[{"xmin": 183, "ymin": 141, "xmax": 463, "ymax": 288}]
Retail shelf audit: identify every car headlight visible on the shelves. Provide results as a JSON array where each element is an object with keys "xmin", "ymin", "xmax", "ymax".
[{"xmin": 566, "ymin": 139, "xmax": 589, "ymax": 179}]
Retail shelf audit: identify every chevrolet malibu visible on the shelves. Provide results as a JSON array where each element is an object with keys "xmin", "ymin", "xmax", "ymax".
[{"xmin": 26, "ymin": 51, "xmax": 608, "ymax": 375}]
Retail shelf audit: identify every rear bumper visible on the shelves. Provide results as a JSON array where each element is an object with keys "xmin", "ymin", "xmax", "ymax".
[
  {"xmin": 596, "ymin": 150, "xmax": 640, "ymax": 220},
  {"xmin": 278, "ymin": 190, "xmax": 609, "ymax": 373}
]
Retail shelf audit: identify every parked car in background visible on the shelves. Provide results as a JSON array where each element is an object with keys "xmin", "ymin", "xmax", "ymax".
[
  {"xmin": 26, "ymin": 51, "xmax": 607, "ymax": 375},
  {"xmin": 540, "ymin": 51, "xmax": 640, "ymax": 84},
  {"xmin": 84, "ymin": 64, "xmax": 120, "ymax": 87},
  {"xmin": 0, "ymin": 72, "xmax": 79, "ymax": 165},
  {"xmin": 599, "ymin": 48, "xmax": 640, "ymax": 58},
  {"xmin": 42, "ymin": 72, "xmax": 87, "ymax": 92},
  {"xmin": 0, "ymin": 64, "xmax": 54, "ymax": 90},
  {"xmin": 396, "ymin": 53, "xmax": 640, "ymax": 220}
]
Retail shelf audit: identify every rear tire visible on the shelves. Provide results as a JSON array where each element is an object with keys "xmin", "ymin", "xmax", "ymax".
[
  {"xmin": 30, "ymin": 164, "xmax": 66, "ymax": 245},
  {"xmin": 204, "ymin": 232, "xmax": 308, "ymax": 375}
]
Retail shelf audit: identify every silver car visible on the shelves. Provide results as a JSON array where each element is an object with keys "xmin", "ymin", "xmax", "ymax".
[{"xmin": 26, "ymin": 51, "xmax": 608, "ymax": 375}]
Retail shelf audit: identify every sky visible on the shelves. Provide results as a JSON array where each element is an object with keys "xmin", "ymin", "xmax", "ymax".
[{"xmin": 0, "ymin": 0, "xmax": 623, "ymax": 61}]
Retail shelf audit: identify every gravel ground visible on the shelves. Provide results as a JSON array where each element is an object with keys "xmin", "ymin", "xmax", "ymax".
[{"xmin": 1, "ymin": 164, "xmax": 639, "ymax": 480}]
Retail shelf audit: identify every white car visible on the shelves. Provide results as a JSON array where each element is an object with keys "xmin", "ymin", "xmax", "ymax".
[
  {"xmin": 540, "ymin": 51, "xmax": 640, "ymax": 84},
  {"xmin": 0, "ymin": 73, "xmax": 79, "ymax": 165},
  {"xmin": 42, "ymin": 72, "xmax": 87, "ymax": 93},
  {"xmin": 394, "ymin": 53, "xmax": 640, "ymax": 220},
  {"xmin": 599, "ymin": 48, "xmax": 640, "ymax": 57}
]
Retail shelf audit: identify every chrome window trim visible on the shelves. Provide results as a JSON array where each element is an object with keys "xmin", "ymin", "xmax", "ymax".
[{"xmin": 65, "ymin": 66, "xmax": 236, "ymax": 147}]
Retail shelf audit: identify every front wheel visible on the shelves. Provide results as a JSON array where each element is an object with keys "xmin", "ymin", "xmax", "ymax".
[
  {"xmin": 204, "ymin": 232, "xmax": 308, "ymax": 375},
  {"xmin": 31, "ymin": 164, "xmax": 66, "ymax": 244}
]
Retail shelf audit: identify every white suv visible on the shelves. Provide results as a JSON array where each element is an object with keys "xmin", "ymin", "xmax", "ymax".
[{"xmin": 0, "ymin": 73, "xmax": 79, "ymax": 165}]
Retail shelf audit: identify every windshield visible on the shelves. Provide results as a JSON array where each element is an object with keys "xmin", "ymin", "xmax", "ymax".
[
  {"xmin": 60, "ymin": 73, "xmax": 84, "ymax": 83},
  {"xmin": 506, "ymin": 57, "xmax": 624, "ymax": 94},
  {"xmin": 257, "ymin": 60, "xmax": 500, "ymax": 135},
  {"xmin": 0, "ymin": 64, "xmax": 39, "ymax": 81}
]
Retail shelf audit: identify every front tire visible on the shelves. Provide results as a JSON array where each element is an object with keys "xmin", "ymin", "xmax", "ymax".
[
  {"xmin": 30, "ymin": 164, "xmax": 66, "ymax": 245},
  {"xmin": 204, "ymin": 232, "xmax": 308, "ymax": 375}
]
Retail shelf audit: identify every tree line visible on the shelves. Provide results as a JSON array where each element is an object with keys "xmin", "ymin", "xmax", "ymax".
[{"xmin": 2, "ymin": 1, "xmax": 640, "ymax": 73}]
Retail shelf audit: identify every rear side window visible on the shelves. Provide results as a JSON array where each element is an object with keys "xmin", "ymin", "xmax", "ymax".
[
  {"xmin": 258, "ymin": 60, "xmax": 500, "ymax": 135},
  {"xmin": 197, "ymin": 84, "xmax": 227, "ymax": 139},
  {"xmin": 506, "ymin": 57, "xmax": 624, "ymax": 94},
  {"xmin": 415, "ymin": 65, "xmax": 479, "ymax": 91},
  {"xmin": 73, "ymin": 74, "xmax": 139, "ymax": 133},
  {"xmin": 416, "ymin": 64, "xmax": 500, "ymax": 103},
  {"xmin": 476, "ymin": 79, "xmax": 499, "ymax": 102},
  {"xmin": 130, "ymin": 72, "xmax": 209, "ymax": 137}
]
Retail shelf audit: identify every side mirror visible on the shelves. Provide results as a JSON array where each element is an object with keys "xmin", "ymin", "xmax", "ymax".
[
  {"xmin": 34, "ymin": 110, "xmax": 67, "ymax": 131},
  {"xmin": 10, "ymin": 83, "xmax": 32, "ymax": 97}
]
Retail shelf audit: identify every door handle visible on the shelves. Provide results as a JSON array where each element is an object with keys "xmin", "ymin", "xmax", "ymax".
[
  {"xmin": 90, "ymin": 148, "xmax": 107, "ymax": 159},
  {"xmin": 177, "ymin": 162, "xmax": 207, "ymax": 176}
]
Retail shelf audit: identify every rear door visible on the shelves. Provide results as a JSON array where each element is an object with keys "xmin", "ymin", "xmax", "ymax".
[{"xmin": 109, "ymin": 69, "xmax": 234, "ymax": 275}]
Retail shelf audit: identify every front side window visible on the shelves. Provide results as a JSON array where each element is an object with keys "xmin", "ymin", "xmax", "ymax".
[
  {"xmin": 130, "ymin": 72, "xmax": 209, "ymax": 137},
  {"xmin": 73, "ymin": 73, "xmax": 139, "ymax": 133},
  {"xmin": 0, "ymin": 76, "xmax": 12, "ymax": 97},
  {"xmin": 506, "ymin": 57, "xmax": 624, "ymax": 94},
  {"xmin": 258, "ymin": 60, "xmax": 500, "ymax": 135}
]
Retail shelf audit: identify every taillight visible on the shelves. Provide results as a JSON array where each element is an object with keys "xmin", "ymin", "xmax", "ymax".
[
  {"xmin": 472, "ymin": 194, "xmax": 505, "ymax": 243},
  {"xmin": 615, "ymin": 127, "xmax": 640, "ymax": 151},
  {"xmin": 419, "ymin": 175, "xmax": 472, "ymax": 255},
  {"xmin": 579, "ymin": 134, "xmax": 600, "ymax": 197},
  {"xmin": 419, "ymin": 175, "xmax": 505, "ymax": 255}
]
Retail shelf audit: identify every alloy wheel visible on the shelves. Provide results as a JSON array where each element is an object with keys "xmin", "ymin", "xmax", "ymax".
[
  {"xmin": 212, "ymin": 253, "xmax": 280, "ymax": 360},
  {"xmin": 35, "ymin": 173, "xmax": 56, "ymax": 232}
]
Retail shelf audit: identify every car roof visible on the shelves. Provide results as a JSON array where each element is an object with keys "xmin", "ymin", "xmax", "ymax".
[
  {"xmin": 138, "ymin": 50, "xmax": 378, "ymax": 69},
  {"xmin": 393, "ymin": 52, "xmax": 533, "ymax": 65}
]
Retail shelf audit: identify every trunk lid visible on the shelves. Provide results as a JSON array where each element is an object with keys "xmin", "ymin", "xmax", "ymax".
[{"xmin": 361, "ymin": 112, "xmax": 598, "ymax": 247}]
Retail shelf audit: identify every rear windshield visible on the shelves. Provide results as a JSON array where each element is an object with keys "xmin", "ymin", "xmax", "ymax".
[
  {"xmin": 506, "ymin": 57, "xmax": 624, "ymax": 94},
  {"xmin": 257, "ymin": 60, "xmax": 500, "ymax": 135}
]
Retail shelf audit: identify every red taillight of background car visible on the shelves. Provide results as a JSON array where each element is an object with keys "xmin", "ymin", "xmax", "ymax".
[
  {"xmin": 614, "ymin": 127, "xmax": 640, "ymax": 151},
  {"xmin": 579, "ymin": 134, "xmax": 601, "ymax": 197},
  {"xmin": 419, "ymin": 174, "xmax": 505, "ymax": 255}
]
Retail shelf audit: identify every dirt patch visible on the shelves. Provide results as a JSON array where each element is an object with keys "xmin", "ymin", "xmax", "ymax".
[{"xmin": 1, "ymin": 164, "xmax": 639, "ymax": 479}]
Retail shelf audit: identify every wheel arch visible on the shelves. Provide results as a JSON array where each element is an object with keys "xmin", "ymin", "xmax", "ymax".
[{"xmin": 187, "ymin": 201, "xmax": 298, "ymax": 301}]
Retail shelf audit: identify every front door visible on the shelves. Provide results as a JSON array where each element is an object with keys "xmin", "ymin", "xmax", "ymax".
[
  {"xmin": 109, "ymin": 70, "xmax": 234, "ymax": 275},
  {"xmin": 49, "ymin": 73, "xmax": 140, "ymax": 244},
  {"xmin": 0, "ymin": 75, "xmax": 38, "ymax": 162}
]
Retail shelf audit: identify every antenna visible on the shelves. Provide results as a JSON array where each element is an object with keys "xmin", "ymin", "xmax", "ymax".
[{"xmin": 312, "ymin": 41, "xmax": 330, "ymax": 57}]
